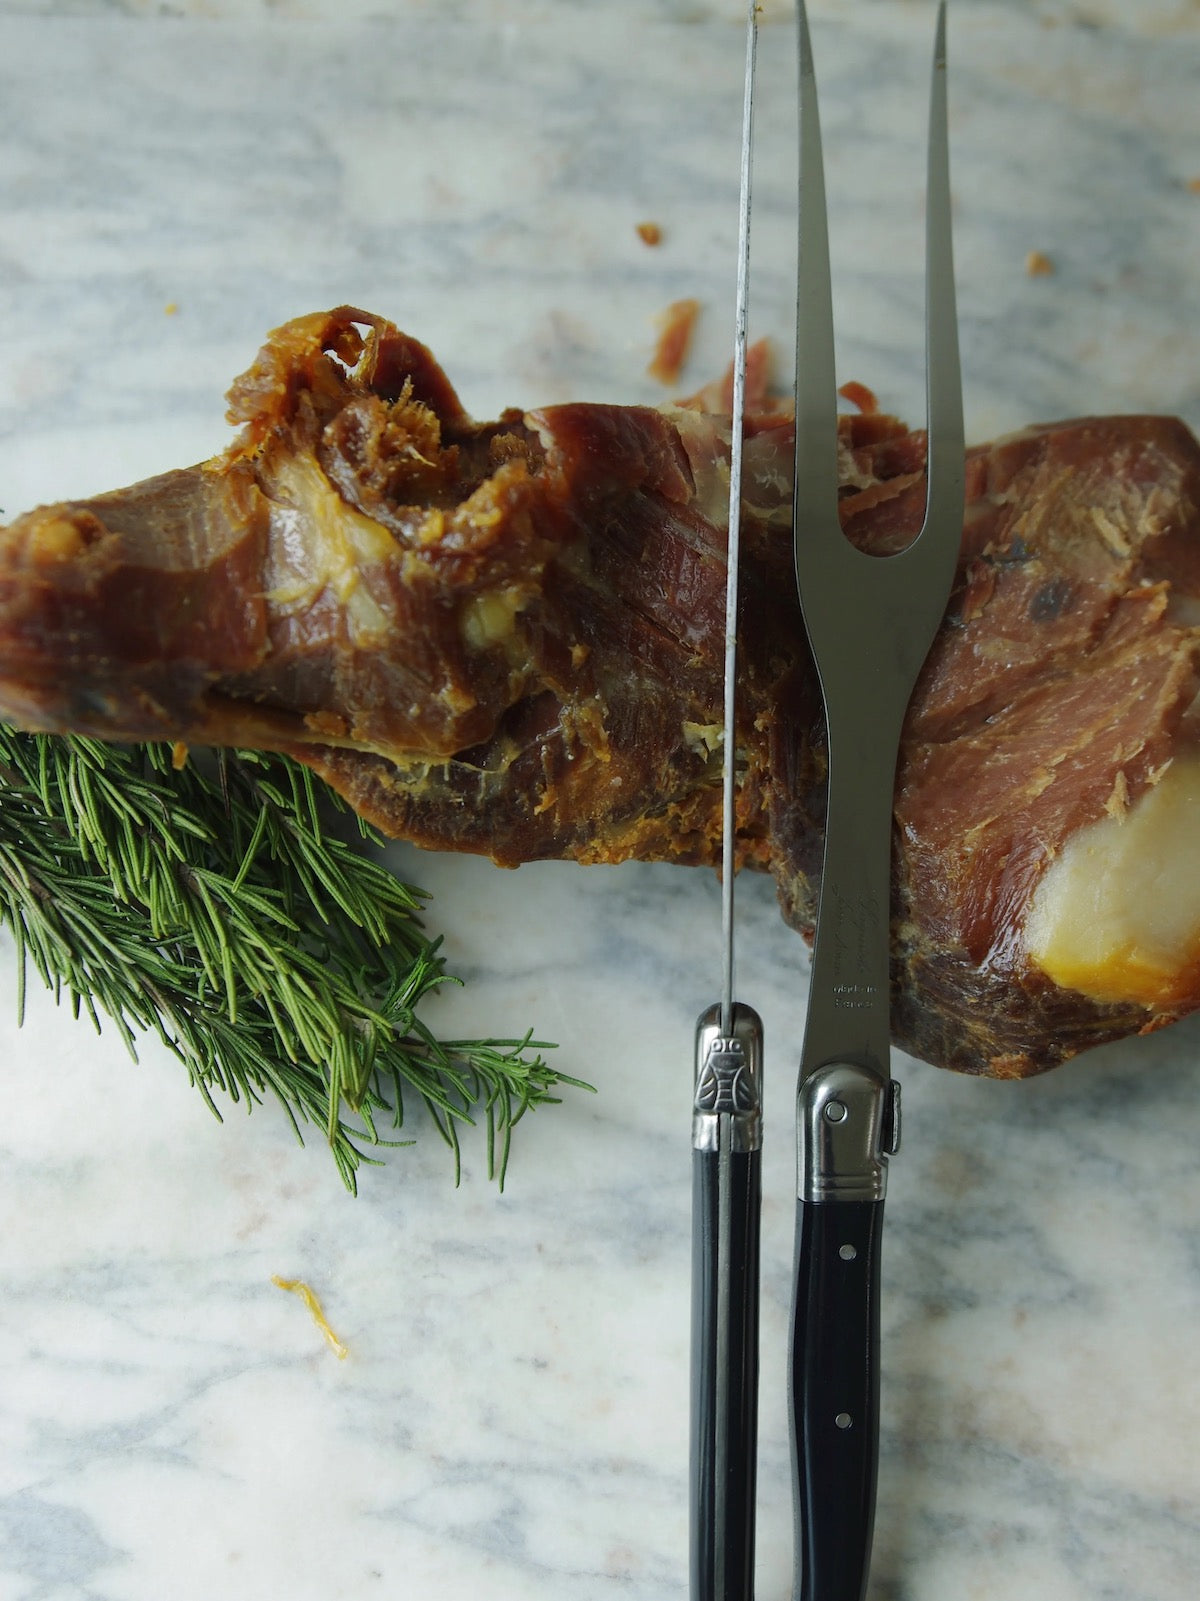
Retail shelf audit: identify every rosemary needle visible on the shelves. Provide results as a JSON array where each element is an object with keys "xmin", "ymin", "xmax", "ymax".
[{"xmin": 0, "ymin": 727, "xmax": 585, "ymax": 1190}]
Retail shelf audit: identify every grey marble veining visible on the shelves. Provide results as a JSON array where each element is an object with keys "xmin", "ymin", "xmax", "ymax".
[{"xmin": 0, "ymin": 4, "xmax": 1198, "ymax": 1598}]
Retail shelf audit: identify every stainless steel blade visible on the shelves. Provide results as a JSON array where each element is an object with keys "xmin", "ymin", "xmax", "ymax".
[{"xmin": 718, "ymin": 0, "xmax": 759, "ymax": 1038}]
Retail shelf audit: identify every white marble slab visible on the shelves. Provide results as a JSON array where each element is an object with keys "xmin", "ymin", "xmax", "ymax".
[{"xmin": 0, "ymin": 4, "xmax": 1197, "ymax": 1598}]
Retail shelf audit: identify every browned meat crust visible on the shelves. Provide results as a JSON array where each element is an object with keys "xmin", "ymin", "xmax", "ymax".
[{"xmin": 1, "ymin": 306, "xmax": 1197, "ymax": 1077}]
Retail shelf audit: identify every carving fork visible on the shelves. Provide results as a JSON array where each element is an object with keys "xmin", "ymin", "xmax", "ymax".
[{"xmin": 789, "ymin": 5, "xmax": 964, "ymax": 1598}]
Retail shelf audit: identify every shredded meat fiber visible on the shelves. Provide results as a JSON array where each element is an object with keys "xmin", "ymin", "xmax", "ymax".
[{"xmin": 1, "ymin": 307, "xmax": 1198, "ymax": 1078}]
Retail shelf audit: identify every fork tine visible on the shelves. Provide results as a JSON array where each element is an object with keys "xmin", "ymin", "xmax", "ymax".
[
  {"xmin": 922, "ymin": 1, "xmax": 965, "ymax": 555},
  {"xmin": 796, "ymin": 2, "xmax": 964, "ymax": 568},
  {"xmin": 793, "ymin": 0, "xmax": 839, "ymax": 540}
]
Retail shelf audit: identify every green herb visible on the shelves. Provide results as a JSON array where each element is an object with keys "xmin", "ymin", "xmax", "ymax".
[{"xmin": 0, "ymin": 726, "xmax": 581, "ymax": 1190}]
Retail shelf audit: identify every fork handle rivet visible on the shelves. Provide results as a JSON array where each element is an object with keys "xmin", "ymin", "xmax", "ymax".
[{"xmin": 824, "ymin": 1100, "xmax": 848, "ymax": 1123}]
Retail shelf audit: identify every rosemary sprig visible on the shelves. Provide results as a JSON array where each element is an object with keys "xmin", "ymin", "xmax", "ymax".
[{"xmin": 0, "ymin": 726, "xmax": 582, "ymax": 1190}]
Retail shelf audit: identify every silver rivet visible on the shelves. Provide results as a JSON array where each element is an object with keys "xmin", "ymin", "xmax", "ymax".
[
  {"xmin": 835, "ymin": 1412, "xmax": 853, "ymax": 1430},
  {"xmin": 839, "ymin": 1243, "xmax": 857, "ymax": 1261},
  {"xmin": 824, "ymin": 1100, "xmax": 848, "ymax": 1123}
]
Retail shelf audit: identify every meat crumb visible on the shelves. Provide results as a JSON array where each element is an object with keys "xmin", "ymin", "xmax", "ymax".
[
  {"xmin": 271, "ymin": 1276, "xmax": 349, "ymax": 1360},
  {"xmin": 1025, "ymin": 250, "xmax": 1055, "ymax": 277},
  {"xmin": 648, "ymin": 297, "xmax": 701, "ymax": 386},
  {"xmin": 636, "ymin": 221, "xmax": 663, "ymax": 246},
  {"xmin": 678, "ymin": 338, "xmax": 781, "ymax": 419},
  {"xmin": 838, "ymin": 380, "xmax": 879, "ymax": 416},
  {"xmin": 1188, "ymin": 177, "xmax": 1200, "ymax": 195}
]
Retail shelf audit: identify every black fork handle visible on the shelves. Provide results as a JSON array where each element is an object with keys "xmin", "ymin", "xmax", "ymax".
[{"xmin": 790, "ymin": 1198, "xmax": 884, "ymax": 1601}]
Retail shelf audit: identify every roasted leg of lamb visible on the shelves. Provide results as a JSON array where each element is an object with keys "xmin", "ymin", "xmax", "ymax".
[{"xmin": 1, "ymin": 306, "xmax": 1197, "ymax": 1077}]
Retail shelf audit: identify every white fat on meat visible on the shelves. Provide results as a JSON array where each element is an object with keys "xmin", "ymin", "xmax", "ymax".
[{"xmin": 1024, "ymin": 753, "xmax": 1200, "ymax": 1008}]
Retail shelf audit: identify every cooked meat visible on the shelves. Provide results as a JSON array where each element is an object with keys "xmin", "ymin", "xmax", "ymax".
[
  {"xmin": 647, "ymin": 297, "xmax": 701, "ymax": 386},
  {"xmin": 1, "ymin": 306, "xmax": 1197, "ymax": 1077}
]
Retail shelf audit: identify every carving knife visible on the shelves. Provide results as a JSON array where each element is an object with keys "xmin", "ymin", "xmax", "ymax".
[{"xmin": 690, "ymin": 6, "xmax": 763, "ymax": 1600}]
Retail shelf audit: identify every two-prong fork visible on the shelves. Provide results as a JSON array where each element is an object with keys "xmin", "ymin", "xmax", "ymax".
[{"xmin": 789, "ymin": 4, "xmax": 964, "ymax": 1598}]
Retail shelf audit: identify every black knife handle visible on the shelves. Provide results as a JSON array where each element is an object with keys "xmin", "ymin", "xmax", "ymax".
[
  {"xmin": 790, "ymin": 1197, "xmax": 884, "ymax": 1601},
  {"xmin": 691, "ymin": 1144, "xmax": 761, "ymax": 1601}
]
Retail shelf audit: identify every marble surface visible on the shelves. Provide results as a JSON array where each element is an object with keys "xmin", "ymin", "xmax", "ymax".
[{"xmin": 1, "ymin": 3, "xmax": 1198, "ymax": 1597}]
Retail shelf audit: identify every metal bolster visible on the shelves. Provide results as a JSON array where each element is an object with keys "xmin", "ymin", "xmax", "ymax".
[
  {"xmin": 797, "ymin": 1061, "xmax": 901, "ymax": 1202},
  {"xmin": 693, "ymin": 1002, "xmax": 764, "ymax": 1154}
]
